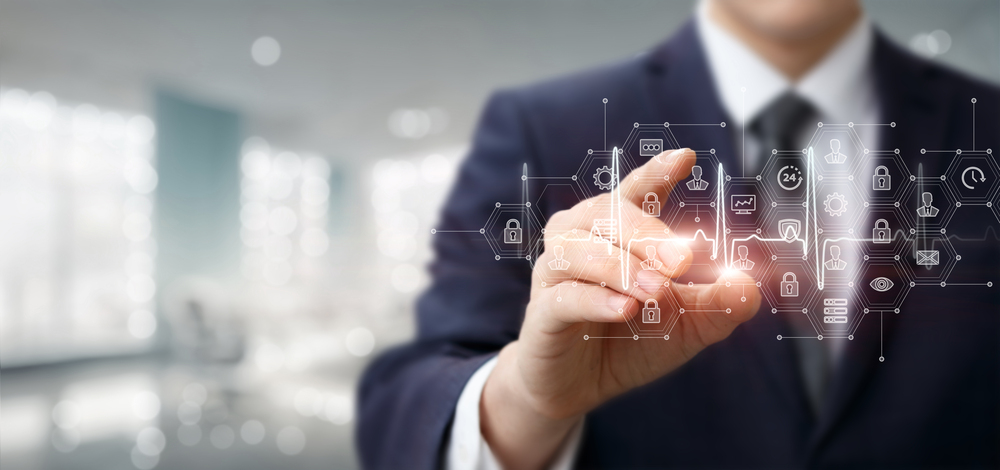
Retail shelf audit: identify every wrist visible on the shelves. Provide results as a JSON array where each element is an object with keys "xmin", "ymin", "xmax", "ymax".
[{"xmin": 480, "ymin": 342, "xmax": 582, "ymax": 470}]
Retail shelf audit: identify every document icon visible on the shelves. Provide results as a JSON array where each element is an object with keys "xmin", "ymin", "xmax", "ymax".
[{"xmin": 916, "ymin": 250, "xmax": 940, "ymax": 266}]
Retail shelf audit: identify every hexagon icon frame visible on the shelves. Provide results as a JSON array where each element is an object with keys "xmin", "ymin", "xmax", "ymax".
[
  {"xmin": 620, "ymin": 123, "xmax": 682, "ymax": 167},
  {"xmin": 944, "ymin": 150, "xmax": 1000, "ymax": 203},
  {"xmin": 851, "ymin": 149, "xmax": 915, "ymax": 205},
  {"xmin": 805, "ymin": 123, "xmax": 868, "ymax": 177},
  {"xmin": 483, "ymin": 203, "xmax": 545, "ymax": 262}
]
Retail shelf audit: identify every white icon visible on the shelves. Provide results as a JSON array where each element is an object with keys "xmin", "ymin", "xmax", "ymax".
[
  {"xmin": 916, "ymin": 191, "xmax": 939, "ymax": 217},
  {"xmin": 642, "ymin": 192, "xmax": 661, "ymax": 217},
  {"xmin": 641, "ymin": 245, "xmax": 663, "ymax": 271},
  {"xmin": 778, "ymin": 219, "xmax": 801, "ymax": 242},
  {"xmin": 548, "ymin": 245, "xmax": 570, "ymax": 271},
  {"xmin": 823, "ymin": 298, "xmax": 848, "ymax": 323},
  {"xmin": 686, "ymin": 165, "xmax": 710, "ymax": 191},
  {"xmin": 639, "ymin": 139, "xmax": 663, "ymax": 157},
  {"xmin": 873, "ymin": 219, "xmax": 891, "ymax": 243},
  {"xmin": 732, "ymin": 245, "xmax": 755, "ymax": 270},
  {"xmin": 961, "ymin": 166, "xmax": 985, "ymax": 190},
  {"xmin": 873, "ymin": 165, "xmax": 891, "ymax": 190},
  {"xmin": 824, "ymin": 245, "xmax": 847, "ymax": 271},
  {"xmin": 780, "ymin": 272, "xmax": 799, "ymax": 297},
  {"xmin": 593, "ymin": 166, "xmax": 615, "ymax": 191},
  {"xmin": 591, "ymin": 218, "xmax": 617, "ymax": 244},
  {"xmin": 504, "ymin": 219, "xmax": 522, "ymax": 244},
  {"xmin": 823, "ymin": 139, "xmax": 848, "ymax": 164},
  {"xmin": 823, "ymin": 192, "xmax": 848, "ymax": 217},
  {"xmin": 731, "ymin": 194, "xmax": 756, "ymax": 215},
  {"xmin": 642, "ymin": 299, "xmax": 661, "ymax": 323},
  {"xmin": 916, "ymin": 249, "xmax": 940, "ymax": 266},
  {"xmin": 870, "ymin": 277, "xmax": 894, "ymax": 292},
  {"xmin": 776, "ymin": 164, "xmax": 803, "ymax": 191}
]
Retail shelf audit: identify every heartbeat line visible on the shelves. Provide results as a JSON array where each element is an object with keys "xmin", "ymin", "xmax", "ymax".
[{"xmin": 583, "ymin": 146, "xmax": 834, "ymax": 291}]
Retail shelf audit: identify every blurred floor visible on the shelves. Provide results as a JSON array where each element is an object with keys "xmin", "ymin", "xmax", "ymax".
[{"xmin": 1, "ymin": 354, "xmax": 360, "ymax": 470}]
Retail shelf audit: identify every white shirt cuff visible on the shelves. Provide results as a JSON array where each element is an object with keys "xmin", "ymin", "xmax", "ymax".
[{"xmin": 446, "ymin": 356, "xmax": 584, "ymax": 470}]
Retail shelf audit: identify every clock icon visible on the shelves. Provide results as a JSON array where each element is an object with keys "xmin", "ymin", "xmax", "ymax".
[{"xmin": 777, "ymin": 165, "xmax": 803, "ymax": 191}]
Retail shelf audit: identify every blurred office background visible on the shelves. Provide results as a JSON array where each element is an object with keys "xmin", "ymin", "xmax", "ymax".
[{"xmin": 0, "ymin": 1, "xmax": 997, "ymax": 469}]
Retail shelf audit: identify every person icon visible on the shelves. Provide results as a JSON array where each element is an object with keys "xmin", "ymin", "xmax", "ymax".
[
  {"xmin": 824, "ymin": 245, "xmax": 848, "ymax": 271},
  {"xmin": 823, "ymin": 138, "xmax": 847, "ymax": 164},
  {"xmin": 916, "ymin": 191, "xmax": 939, "ymax": 217},
  {"xmin": 641, "ymin": 245, "xmax": 663, "ymax": 271},
  {"xmin": 547, "ymin": 245, "xmax": 570, "ymax": 271},
  {"xmin": 685, "ymin": 165, "xmax": 710, "ymax": 190},
  {"xmin": 731, "ymin": 245, "xmax": 755, "ymax": 270}
]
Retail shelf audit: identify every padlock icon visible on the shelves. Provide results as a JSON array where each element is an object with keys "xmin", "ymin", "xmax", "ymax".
[
  {"xmin": 642, "ymin": 192, "xmax": 660, "ymax": 217},
  {"xmin": 504, "ymin": 219, "xmax": 522, "ymax": 244},
  {"xmin": 873, "ymin": 165, "xmax": 891, "ymax": 190},
  {"xmin": 642, "ymin": 299, "xmax": 660, "ymax": 323},
  {"xmin": 780, "ymin": 272, "xmax": 799, "ymax": 297},
  {"xmin": 873, "ymin": 218, "xmax": 890, "ymax": 244}
]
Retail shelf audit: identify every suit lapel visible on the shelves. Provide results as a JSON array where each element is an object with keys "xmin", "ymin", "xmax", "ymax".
[
  {"xmin": 807, "ymin": 30, "xmax": 956, "ymax": 457},
  {"xmin": 642, "ymin": 21, "xmax": 815, "ymax": 424}
]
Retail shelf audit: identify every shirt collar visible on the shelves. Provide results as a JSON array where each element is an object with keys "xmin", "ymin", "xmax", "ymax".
[{"xmin": 696, "ymin": 0, "xmax": 875, "ymax": 125}]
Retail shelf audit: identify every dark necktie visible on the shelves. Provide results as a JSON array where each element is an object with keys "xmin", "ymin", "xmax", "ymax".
[
  {"xmin": 748, "ymin": 92, "xmax": 817, "ymax": 175},
  {"xmin": 748, "ymin": 92, "xmax": 830, "ymax": 416}
]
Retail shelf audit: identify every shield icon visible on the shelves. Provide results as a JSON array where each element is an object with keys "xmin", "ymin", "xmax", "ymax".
[{"xmin": 778, "ymin": 219, "xmax": 801, "ymax": 243}]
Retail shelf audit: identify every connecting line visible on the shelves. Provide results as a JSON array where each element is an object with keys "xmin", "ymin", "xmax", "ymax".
[{"xmin": 665, "ymin": 310, "xmax": 683, "ymax": 337}]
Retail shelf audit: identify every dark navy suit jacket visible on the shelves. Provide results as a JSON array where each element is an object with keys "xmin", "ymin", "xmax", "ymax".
[{"xmin": 358, "ymin": 22, "xmax": 1000, "ymax": 469}]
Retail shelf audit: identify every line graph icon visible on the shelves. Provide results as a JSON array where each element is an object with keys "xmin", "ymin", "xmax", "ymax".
[{"xmin": 730, "ymin": 194, "xmax": 756, "ymax": 214}]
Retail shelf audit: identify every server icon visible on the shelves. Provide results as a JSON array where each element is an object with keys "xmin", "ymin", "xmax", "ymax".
[{"xmin": 823, "ymin": 298, "xmax": 848, "ymax": 324}]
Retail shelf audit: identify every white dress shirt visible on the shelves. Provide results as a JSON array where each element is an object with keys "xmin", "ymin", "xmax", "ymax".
[{"xmin": 446, "ymin": 2, "xmax": 879, "ymax": 468}]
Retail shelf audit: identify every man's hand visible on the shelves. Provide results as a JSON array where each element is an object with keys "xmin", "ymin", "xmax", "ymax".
[{"xmin": 480, "ymin": 149, "xmax": 762, "ymax": 470}]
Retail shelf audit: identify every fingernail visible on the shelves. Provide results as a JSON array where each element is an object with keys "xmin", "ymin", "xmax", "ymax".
[{"xmin": 636, "ymin": 269, "xmax": 665, "ymax": 296}]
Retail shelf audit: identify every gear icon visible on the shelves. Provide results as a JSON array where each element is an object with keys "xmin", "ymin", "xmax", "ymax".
[
  {"xmin": 593, "ymin": 166, "xmax": 615, "ymax": 191},
  {"xmin": 823, "ymin": 192, "xmax": 848, "ymax": 217}
]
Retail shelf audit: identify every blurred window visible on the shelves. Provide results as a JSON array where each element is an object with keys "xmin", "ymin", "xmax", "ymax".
[{"xmin": 0, "ymin": 88, "xmax": 157, "ymax": 366}]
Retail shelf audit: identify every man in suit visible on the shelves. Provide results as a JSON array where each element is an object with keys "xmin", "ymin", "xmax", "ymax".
[{"xmin": 359, "ymin": 0, "xmax": 1000, "ymax": 468}]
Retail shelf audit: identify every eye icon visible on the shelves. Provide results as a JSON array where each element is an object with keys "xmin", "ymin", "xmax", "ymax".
[{"xmin": 870, "ymin": 277, "xmax": 894, "ymax": 292}]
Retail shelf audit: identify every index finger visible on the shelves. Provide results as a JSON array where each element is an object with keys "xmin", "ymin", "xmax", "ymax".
[{"xmin": 619, "ymin": 148, "xmax": 697, "ymax": 207}]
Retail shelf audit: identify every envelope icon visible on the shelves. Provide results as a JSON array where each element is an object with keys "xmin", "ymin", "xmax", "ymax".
[{"xmin": 916, "ymin": 250, "xmax": 939, "ymax": 266}]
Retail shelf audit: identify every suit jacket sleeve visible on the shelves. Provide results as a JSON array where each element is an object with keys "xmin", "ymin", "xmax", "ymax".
[{"xmin": 357, "ymin": 90, "xmax": 541, "ymax": 470}]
